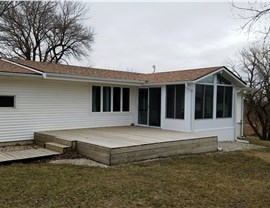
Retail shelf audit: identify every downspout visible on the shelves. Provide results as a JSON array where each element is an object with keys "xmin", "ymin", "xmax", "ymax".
[
  {"xmin": 233, "ymin": 89, "xmax": 238, "ymax": 141},
  {"xmin": 241, "ymin": 91, "xmax": 244, "ymax": 137},
  {"xmin": 235, "ymin": 89, "xmax": 249, "ymax": 143},
  {"xmin": 235, "ymin": 88, "xmax": 255, "ymax": 143}
]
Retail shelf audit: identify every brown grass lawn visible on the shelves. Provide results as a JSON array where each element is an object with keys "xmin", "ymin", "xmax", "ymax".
[
  {"xmin": 244, "ymin": 136, "xmax": 270, "ymax": 148},
  {"xmin": 1, "ymin": 140, "xmax": 270, "ymax": 208}
]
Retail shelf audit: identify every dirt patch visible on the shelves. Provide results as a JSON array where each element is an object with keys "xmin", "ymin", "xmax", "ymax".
[
  {"xmin": 51, "ymin": 149, "xmax": 82, "ymax": 160},
  {"xmin": 49, "ymin": 158, "xmax": 108, "ymax": 168},
  {"xmin": 244, "ymin": 151, "xmax": 270, "ymax": 163}
]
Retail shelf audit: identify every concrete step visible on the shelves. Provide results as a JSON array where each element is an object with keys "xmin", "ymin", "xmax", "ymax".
[{"xmin": 45, "ymin": 142, "xmax": 71, "ymax": 153}]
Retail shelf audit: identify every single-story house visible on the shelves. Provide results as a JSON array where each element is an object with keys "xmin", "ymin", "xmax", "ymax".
[{"xmin": 0, "ymin": 58, "xmax": 247, "ymax": 143}]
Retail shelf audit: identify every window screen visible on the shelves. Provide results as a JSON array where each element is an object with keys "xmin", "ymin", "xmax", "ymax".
[
  {"xmin": 113, "ymin": 87, "xmax": 121, "ymax": 112},
  {"xmin": 92, "ymin": 86, "xmax": 101, "ymax": 112},
  {"xmin": 103, "ymin": 87, "xmax": 111, "ymax": 112},
  {"xmin": 216, "ymin": 86, "xmax": 232, "ymax": 118},
  {"xmin": 195, "ymin": 84, "xmax": 213, "ymax": 119},
  {"xmin": 204, "ymin": 85, "xmax": 213, "ymax": 118},
  {"xmin": 217, "ymin": 74, "xmax": 231, "ymax": 85},
  {"xmin": 175, "ymin": 85, "xmax": 185, "ymax": 119},
  {"xmin": 122, "ymin": 88, "xmax": 130, "ymax": 112},
  {"xmin": 166, "ymin": 85, "xmax": 185, "ymax": 119},
  {"xmin": 166, "ymin": 85, "xmax": 175, "ymax": 118}
]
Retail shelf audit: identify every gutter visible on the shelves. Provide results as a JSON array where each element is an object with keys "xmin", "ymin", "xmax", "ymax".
[
  {"xmin": 2, "ymin": 59, "xmax": 146, "ymax": 85},
  {"xmin": 241, "ymin": 87, "xmax": 255, "ymax": 93},
  {"xmin": 0, "ymin": 72, "xmax": 43, "ymax": 79},
  {"xmin": 45, "ymin": 72, "xmax": 146, "ymax": 86},
  {"xmin": 144, "ymin": 81, "xmax": 192, "ymax": 86},
  {"xmin": 185, "ymin": 83, "xmax": 193, "ymax": 91}
]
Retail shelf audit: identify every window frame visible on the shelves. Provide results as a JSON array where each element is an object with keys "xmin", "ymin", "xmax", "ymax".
[
  {"xmin": 91, "ymin": 85, "xmax": 130, "ymax": 113},
  {"xmin": 113, "ymin": 87, "xmax": 121, "ymax": 112},
  {"xmin": 166, "ymin": 84, "xmax": 185, "ymax": 119},
  {"xmin": 216, "ymin": 85, "xmax": 233, "ymax": 118},
  {"xmin": 122, "ymin": 88, "xmax": 130, "ymax": 112},
  {"xmin": 195, "ymin": 73, "xmax": 234, "ymax": 120},
  {"xmin": 216, "ymin": 74, "xmax": 233, "ymax": 119},
  {"xmin": 217, "ymin": 74, "xmax": 231, "ymax": 85},
  {"xmin": 195, "ymin": 84, "xmax": 214, "ymax": 120},
  {"xmin": 92, "ymin": 86, "xmax": 101, "ymax": 112}
]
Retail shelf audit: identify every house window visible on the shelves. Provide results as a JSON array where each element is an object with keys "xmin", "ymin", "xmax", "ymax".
[
  {"xmin": 113, "ymin": 87, "xmax": 121, "ymax": 112},
  {"xmin": 216, "ymin": 86, "xmax": 233, "ymax": 118},
  {"xmin": 195, "ymin": 84, "xmax": 213, "ymax": 119},
  {"xmin": 122, "ymin": 88, "xmax": 130, "ymax": 112},
  {"xmin": 0, "ymin": 96, "xmax": 15, "ymax": 107},
  {"xmin": 92, "ymin": 86, "xmax": 101, "ymax": 112},
  {"xmin": 217, "ymin": 74, "xmax": 231, "ymax": 85},
  {"xmin": 198, "ymin": 75, "xmax": 214, "ymax": 84},
  {"xmin": 166, "ymin": 84, "xmax": 185, "ymax": 119},
  {"xmin": 92, "ymin": 86, "xmax": 130, "ymax": 113},
  {"xmin": 103, "ymin": 87, "xmax": 111, "ymax": 112}
]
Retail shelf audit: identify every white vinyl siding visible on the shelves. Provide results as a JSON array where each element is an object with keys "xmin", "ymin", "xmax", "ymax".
[{"xmin": 0, "ymin": 77, "xmax": 135, "ymax": 142}]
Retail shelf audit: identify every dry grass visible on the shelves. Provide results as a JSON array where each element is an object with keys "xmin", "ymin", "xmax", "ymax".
[
  {"xmin": 244, "ymin": 136, "xmax": 270, "ymax": 148},
  {"xmin": 1, "ymin": 145, "xmax": 270, "ymax": 208}
]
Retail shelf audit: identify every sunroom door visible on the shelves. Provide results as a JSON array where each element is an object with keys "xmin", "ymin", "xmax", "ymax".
[
  {"xmin": 138, "ymin": 88, "xmax": 161, "ymax": 127},
  {"xmin": 149, "ymin": 88, "xmax": 161, "ymax": 127},
  {"xmin": 138, "ymin": 88, "xmax": 148, "ymax": 125}
]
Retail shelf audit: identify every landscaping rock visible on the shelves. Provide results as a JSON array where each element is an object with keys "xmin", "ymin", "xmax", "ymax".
[{"xmin": 218, "ymin": 141, "xmax": 264, "ymax": 152}]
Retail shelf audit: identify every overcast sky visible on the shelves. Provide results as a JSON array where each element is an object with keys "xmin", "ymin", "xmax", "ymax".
[{"xmin": 71, "ymin": 2, "xmax": 250, "ymax": 73}]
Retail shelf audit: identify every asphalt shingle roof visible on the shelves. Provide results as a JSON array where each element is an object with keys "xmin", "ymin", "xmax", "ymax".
[
  {"xmin": 0, "ymin": 60, "xmax": 38, "ymax": 75},
  {"xmin": 0, "ymin": 59, "xmax": 223, "ymax": 83}
]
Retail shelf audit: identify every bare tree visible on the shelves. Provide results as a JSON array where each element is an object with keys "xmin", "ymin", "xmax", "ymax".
[
  {"xmin": 0, "ymin": 1, "xmax": 94, "ymax": 64},
  {"xmin": 232, "ymin": 44, "xmax": 270, "ymax": 140},
  {"xmin": 0, "ymin": 1, "xmax": 14, "ymax": 16},
  {"xmin": 232, "ymin": 2, "xmax": 270, "ymax": 42}
]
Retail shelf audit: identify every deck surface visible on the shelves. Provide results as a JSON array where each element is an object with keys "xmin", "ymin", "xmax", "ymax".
[
  {"xmin": 0, "ymin": 148, "xmax": 59, "ymax": 163},
  {"xmin": 38, "ymin": 126, "xmax": 214, "ymax": 148},
  {"xmin": 35, "ymin": 126, "xmax": 218, "ymax": 165}
]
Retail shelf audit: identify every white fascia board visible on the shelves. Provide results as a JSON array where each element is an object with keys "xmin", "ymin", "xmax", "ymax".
[
  {"xmin": 219, "ymin": 68, "xmax": 247, "ymax": 88},
  {"xmin": 143, "ymin": 81, "xmax": 192, "ymax": 86},
  {"xmin": 2, "ymin": 59, "xmax": 46, "ymax": 78},
  {"xmin": 45, "ymin": 73, "xmax": 145, "ymax": 86},
  {"xmin": 0, "ymin": 72, "xmax": 43, "ymax": 79}
]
